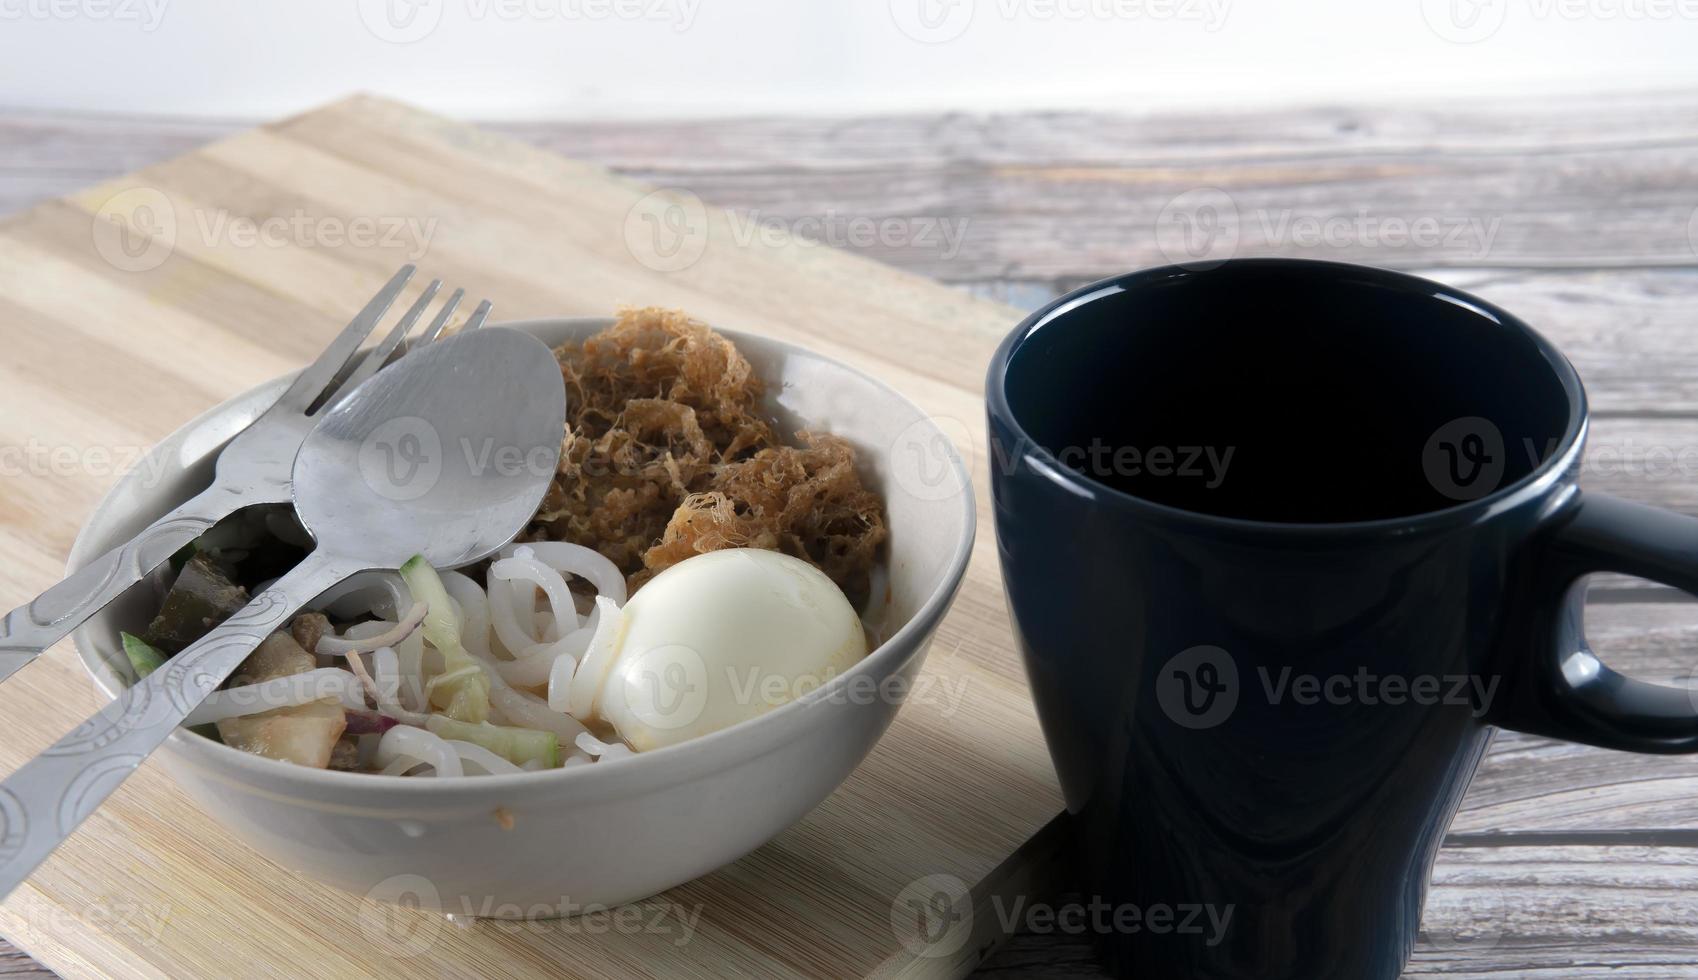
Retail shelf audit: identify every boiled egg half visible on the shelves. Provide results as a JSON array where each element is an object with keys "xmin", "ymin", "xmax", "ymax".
[{"xmin": 571, "ymin": 548, "xmax": 868, "ymax": 751}]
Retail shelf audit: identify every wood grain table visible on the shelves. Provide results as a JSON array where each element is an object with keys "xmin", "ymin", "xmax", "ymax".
[{"xmin": 3, "ymin": 89, "xmax": 1698, "ymax": 977}]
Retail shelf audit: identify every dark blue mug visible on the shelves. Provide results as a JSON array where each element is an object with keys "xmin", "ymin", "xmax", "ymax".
[{"xmin": 986, "ymin": 259, "xmax": 1698, "ymax": 979}]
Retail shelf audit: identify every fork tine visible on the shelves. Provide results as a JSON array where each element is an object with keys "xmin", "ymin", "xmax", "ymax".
[
  {"xmin": 462, "ymin": 300, "xmax": 493, "ymax": 332},
  {"xmin": 278, "ymin": 265, "xmax": 415, "ymax": 408},
  {"xmin": 331, "ymin": 279, "xmax": 442, "ymax": 400},
  {"xmin": 414, "ymin": 287, "xmax": 464, "ymax": 346}
]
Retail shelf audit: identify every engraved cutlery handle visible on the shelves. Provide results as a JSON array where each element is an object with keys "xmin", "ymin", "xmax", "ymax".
[
  {"xmin": 0, "ymin": 552, "xmax": 362, "ymax": 898},
  {"xmin": 0, "ymin": 489, "xmax": 250, "ymax": 686}
]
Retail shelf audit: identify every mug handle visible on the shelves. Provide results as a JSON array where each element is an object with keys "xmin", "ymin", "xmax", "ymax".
[{"xmin": 1497, "ymin": 493, "xmax": 1698, "ymax": 752}]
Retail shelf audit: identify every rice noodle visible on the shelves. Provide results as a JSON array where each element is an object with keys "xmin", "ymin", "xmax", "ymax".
[
  {"xmin": 185, "ymin": 668, "xmax": 365, "ymax": 726},
  {"xmin": 354, "ymin": 645, "xmax": 424, "ymax": 723},
  {"xmin": 491, "ymin": 629, "xmax": 592, "ymax": 689},
  {"xmin": 375, "ymin": 725, "xmax": 464, "ymax": 778},
  {"xmin": 574, "ymin": 731, "xmax": 615, "ymax": 757},
  {"xmin": 344, "ymin": 620, "xmax": 426, "ymax": 711},
  {"xmin": 464, "ymin": 645, "xmax": 590, "ymax": 742},
  {"xmin": 371, "ymin": 646, "xmax": 400, "ymax": 704},
  {"xmin": 572, "ymin": 731, "xmax": 634, "ymax": 764},
  {"xmin": 275, "ymin": 543, "xmax": 631, "ymax": 775},
  {"xmin": 491, "ymin": 548, "xmax": 580, "ymax": 640},
  {"xmin": 547, "ymin": 651, "xmax": 578, "ymax": 712},
  {"xmin": 316, "ymin": 603, "xmax": 426, "ymax": 655},
  {"xmin": 502, "ymin": 541, "xmax": 628, "ymax": 606},
  {"xmin": 487, "ymin": 572, "xmax": 541, "ymax": 656},
  {"xmin": 439, "ymin": 570, "xmax": 492, "ymax": 658},
  {"xmin": 567, "ymin": 597, "xmax": 625, "ymax": 720},
  {"xmin": 313, "ymin": 571, "xmax": 412, "ymax": 621}
]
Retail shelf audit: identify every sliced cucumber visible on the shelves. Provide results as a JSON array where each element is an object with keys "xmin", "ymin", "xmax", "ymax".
[
  {"xmin": 425, "ymin": 715, "xmax": 559, "ymax": 769},
  {"xmin": 120, "ymin": 632, "xmax": 167, "ymax": 681},
  {"xmin": 400, "ymin": 555, "xmax": 491, "ymax": 723}
]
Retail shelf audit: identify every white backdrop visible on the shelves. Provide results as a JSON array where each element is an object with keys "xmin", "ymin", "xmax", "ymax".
[{"xmin": 0, "ymin": 0, "xmax": 1695, "ymax": 118}]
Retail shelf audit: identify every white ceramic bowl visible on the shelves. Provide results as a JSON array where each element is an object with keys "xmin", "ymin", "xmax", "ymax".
[{"xmin": 69, "ymin": 318, "xmax": 975, "ymax": 916}]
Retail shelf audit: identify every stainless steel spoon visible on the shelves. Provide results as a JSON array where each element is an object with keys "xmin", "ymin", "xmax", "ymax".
[{"xmin": 0, "ymin": 325, "xmax": 566, "ymax": 898}]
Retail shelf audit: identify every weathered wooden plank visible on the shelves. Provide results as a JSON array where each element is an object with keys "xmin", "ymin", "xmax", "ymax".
[
  {"xmin": 494, "ymin": 92, "xmax": 1698, "ymax": 169},
  {"xmin": 9, "ymin": 92, "xmax": 1697, "ymax": 184},
  {"xmin": 0, "ymin": 943, "xmax": 49, "ymax": 980},
  {"xmin": 7, "ymin": 97, "xmax": 1698, "ymax": 284}
]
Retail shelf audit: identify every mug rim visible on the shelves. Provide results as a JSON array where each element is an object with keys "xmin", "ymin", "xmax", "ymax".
[{"xmin": 985, "ymin": 258, "xmax": 1589, "ymax": 538}]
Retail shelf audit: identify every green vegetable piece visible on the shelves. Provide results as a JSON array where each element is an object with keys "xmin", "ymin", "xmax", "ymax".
[
  {"xmin": 426, "ymin": 715, "xmax": 560, "ymax": 769},
  {"xmin": 400, "ymin": 555, "xmax": 491, "ymax": 724},
  {"xmin": 120, "ymin": 632, "xmax": 166, "ymax": 681},
  {"xmin": 144, "ymin": 553, "xmax": 250, "ymax": 653}
]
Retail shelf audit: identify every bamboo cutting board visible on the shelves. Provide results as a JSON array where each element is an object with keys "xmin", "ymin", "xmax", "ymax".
[{"xmin": 0, "ymin": 96, "xmax": 1064, "ymax": 979}]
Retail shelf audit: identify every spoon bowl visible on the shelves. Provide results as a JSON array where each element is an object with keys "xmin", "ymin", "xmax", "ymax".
[{"xmin": 294, "ymin": 326, "xmax": 567, "ymax": 568}]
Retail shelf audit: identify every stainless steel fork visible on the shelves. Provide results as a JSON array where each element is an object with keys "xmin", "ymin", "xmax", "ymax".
[{"xmin": 0, "ymin": 266, "xmax": 494, "ymax": 683}]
